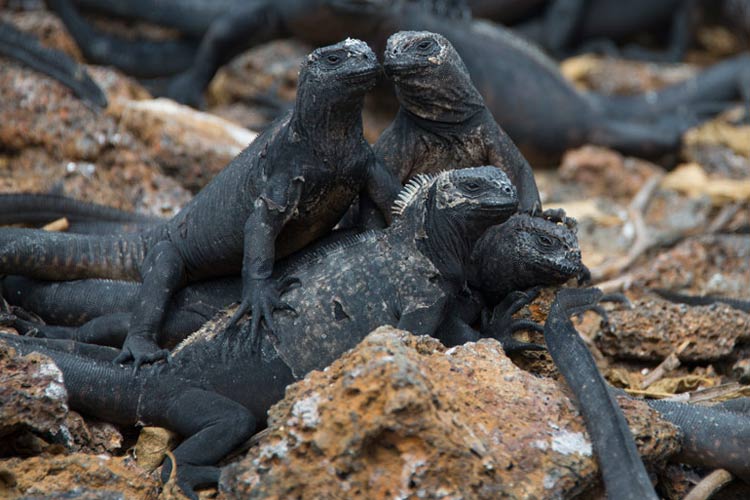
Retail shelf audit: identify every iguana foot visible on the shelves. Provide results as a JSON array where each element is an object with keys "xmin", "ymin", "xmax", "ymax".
[
  {"xmin": 114, "ymin": 334, "xmax": 169, "ymax": 372},
  {"xmin": 229, "ymin": 276, "xmax": 299, "ymax": 353},
  {"xmin": 161, "ymin": 455, "xmax": 220, "ymax": 500},
  {"xmin": 542, "ymin": 208, "xmax": 577, "ymax": 232},
  {"xmin": 482, "ymin": 288, "xmax": 546, "ymax": 353},
  {"xmin": 571, "ymin": 291, "xmax": 631, "ymax": 326}
]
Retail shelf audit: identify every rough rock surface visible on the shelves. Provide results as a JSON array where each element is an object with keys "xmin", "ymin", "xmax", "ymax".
[
  {"xmin": 0, "ymin": 454, "xmax": 159, "ymax": 499},
  {"xmin": 220, "ymin": 327, "xmax": 679, "ymax": 499},
  {"xmin": 558, "ymin": 146, "xmax": 663, "ymax": 201},
  {"xmin": 0, "ymin": 342, "xmax": 67, "ymax": 440},
  {"xmin": 598, "ymin": 294, "xmax": 750, "ymax": 361},
  {"xmin": 0, "ymin": 11, "xmax": 262, "ymax": 212},
  {"xmin": 633, "ymin": 235, "xmax": 750, "ymax": 297},
  {"xmin": 561, "ymin": 55, "xmax": 698, "ymax": 95}
]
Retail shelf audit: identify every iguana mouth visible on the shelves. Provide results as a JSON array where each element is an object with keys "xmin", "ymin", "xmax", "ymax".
[
  {"xmin": 341, "ymin": 68, "xmax": 380, "ymax": 84},
  {"xmin": 383, "ymin": 61, "xmax": 430, "ymax": 77}
]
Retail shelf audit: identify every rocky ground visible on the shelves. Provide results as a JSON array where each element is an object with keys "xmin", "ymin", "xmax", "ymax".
[{"xmin": 1, "ymin": 6, "xmax": 749, "ymax": 500}]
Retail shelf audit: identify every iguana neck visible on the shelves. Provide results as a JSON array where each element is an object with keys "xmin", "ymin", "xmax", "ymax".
[
  {"xmin": 290, "ymin": 81, "xmax": 365, "ymax": 153},
  {"xmin": 393, "ymin": 62, "xmax": 485, "ymax": 125},
  {"xmin": 397, "ymin": 188, "xmax": 476, "ymax": 287},
  {"xmin": 421, "ymin": 205, "xmax": 479, "ymax": 287}
]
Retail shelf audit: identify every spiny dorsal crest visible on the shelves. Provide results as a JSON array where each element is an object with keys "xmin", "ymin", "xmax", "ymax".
[{"xmin": 391, "ymin": 170, "xmax": 453, "ymax": 217}]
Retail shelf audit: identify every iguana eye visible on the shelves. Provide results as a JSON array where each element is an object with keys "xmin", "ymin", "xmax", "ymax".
[
  {"xmin": 417, "ymin": 40, "xmax": 433, "ymax": 51},
  {"xmin": 464, "ymin": 181, "xmax": 480, "ymax": 191},
  {"xmin": 538, "ymin": 235, "xmax": 553, "ymax": 246}
]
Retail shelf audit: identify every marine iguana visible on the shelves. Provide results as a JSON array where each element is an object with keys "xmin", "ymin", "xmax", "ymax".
[
  {"xmin": 0, "ymin": 38, "xmax": 402, "ymax": 367},
  {"xmin": 1, "ymin": 213, "xmax": 584, "ymax": 353},
  {"xmin": 373, "ymin": 31, "xmax": 541, "ymax": 214},
  {"xmin": 0, "ymin": 19, "xmax": 107, "ymax": 107},
  {"xmin": 46, "ymin": 0, "xmax": 750, "ymax": 158},
  {"xmin": 0, "ymin": 165, "xmax": 521, "ymax": 497}
]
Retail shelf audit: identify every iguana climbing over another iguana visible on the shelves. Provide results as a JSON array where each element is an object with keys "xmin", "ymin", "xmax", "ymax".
[
  {"xmin": 0, "ymin": 165, "xmax": 521, "ymax": 498},
  {"xmin": 1, "ymin": 213, "xmax": 584, "ymax": 351},
  {"xmin": 0, "ymin": 38, "xmax": 403, "ymax": 368}
]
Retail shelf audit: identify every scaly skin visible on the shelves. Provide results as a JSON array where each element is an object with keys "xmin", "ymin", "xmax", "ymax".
[
  {"xmin": 374, "ymin": 31, "xmax": 541, "ymax": 214},
  {"xmin": 0, "ymin": 19, "xmax": 107, "ymax": 107},
  {"xmin": 0, "ymin": 166, "xmax": 519, "ymax": 498},
  {"xmin": 0, "ymin": 38, "xmax": 402, "ymax": 367},
  {"xmin": 2, "ymin": 213, "xmax": 585, "ymax": 352}
]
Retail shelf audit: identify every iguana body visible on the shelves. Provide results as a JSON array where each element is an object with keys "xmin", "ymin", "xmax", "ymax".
[
  {"xmin": 47, "ymin": 0, "xmax": 750, "ymax": 157},
  {"xmin": 374, "ymin": 31, "xmax": 540, "ymax": 213},
  {"xmin": 0, "ymin": 166, "xmax": 520, "ymax": 497},
  {"xmin": 0, "ymin": 19, "xmax": 107, "ymax": 107},
  {"xmin": 2, "ymin": 213, "xmax": 583, "ymax": 351},
  {"xmin": 0, "ymin": 38, "xmax": 402, "ymax": 366}
]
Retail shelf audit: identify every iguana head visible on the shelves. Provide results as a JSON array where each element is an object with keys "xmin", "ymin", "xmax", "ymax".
[
  {"xmin": 383, "ymin": 31, "xmax": 485, "ymax": 122},
  {"xmin": 299, "ymin": 38, "xmax": 380, "ymax": 100},
  {"xmin": 469, "ymin": 213, "xmax": 586, "ymax": 305},
  {"xmin": 393, "ymin": 166, "xmax": 518, "ymax": 243},
  {"xmin": 392, "ymin": 166, "xmax": 518, "ymax": 284}
]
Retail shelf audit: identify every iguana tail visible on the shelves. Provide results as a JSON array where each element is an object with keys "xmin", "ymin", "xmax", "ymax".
[
  {"xmin": 1, "ymin": 276, "xmax": 140, "ymax": 325},
  {"xmin": 0, "ymin": 228, "xmax": 155, "ymax": 281},
  {"xmin": 646, "ymin": 398, "xmax": 750, "ymax": 482},
  {"xmin": 0, "ymin": 332, "xmax": 142, "ymax": 425},
  {"xmin": 0, "ymin": 20, "xmax": 107, "ymax": 108},
  {"xmin": 0, "ymin": 193, "xmax": 163, "ymax": 234},
  {"xmin": 45, "ymin": 0, "xmax": 198, "ymax": 78},
  {"xmin": 602, "ymin": 53, "xmax": 750, "ymax": 120}
]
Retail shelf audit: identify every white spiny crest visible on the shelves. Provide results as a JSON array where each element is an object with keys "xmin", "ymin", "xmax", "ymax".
[{"xmin": 391, "ymin": 170, "xmax": 451, "ymax": 217}]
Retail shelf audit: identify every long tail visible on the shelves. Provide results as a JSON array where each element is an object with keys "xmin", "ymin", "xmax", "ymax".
[
  {"xmin": 45, "ymin": 0, "xmax": 198, "ymax": 78},
  {"xmin": 0, "ymin": 20, "xmax": 107, "ymax": 108},
  {"xmin": 0, "ymin": 333, "xmax": 142, "ymax": 425},
  {"xmin": 0, "ymin": 228, "xmax": 152, "ymax": 280},
  {"xmin": 0, "ymin": 193, "xmax": 164, "ymax": 234},
  {"xmin": 545, "ymin": 288, "xmax": 658, "ymax": 500},
  {"xmin": 601, "ymin": 53, "xmax": 750, "ymax": 119},
  {"xmin": 1, "ymin": 276, "xmax": 141, "ymax": 325}
]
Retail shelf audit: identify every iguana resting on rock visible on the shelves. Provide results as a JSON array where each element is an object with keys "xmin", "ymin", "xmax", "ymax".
[
  {"xmin": 0, "ymin": 38, "xmax": 402, "ymax": 367},
  {"xmin": 1, "ymin": 213, "xmax": 583, "ymax": 353},
  {"xmin": 0, "ymin": 19, "xmax": 107, "ymax": 107},
  {"xmin": 0, "ymin": 166, "xmax": 521, "ymax": 498},
  {"xmin": 46, "ymin": 0, "xmax": 750, "ymax": 157},
  {"xmin": 544, "ymin": 287, "xmax": 750, "ymax": 498}
]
